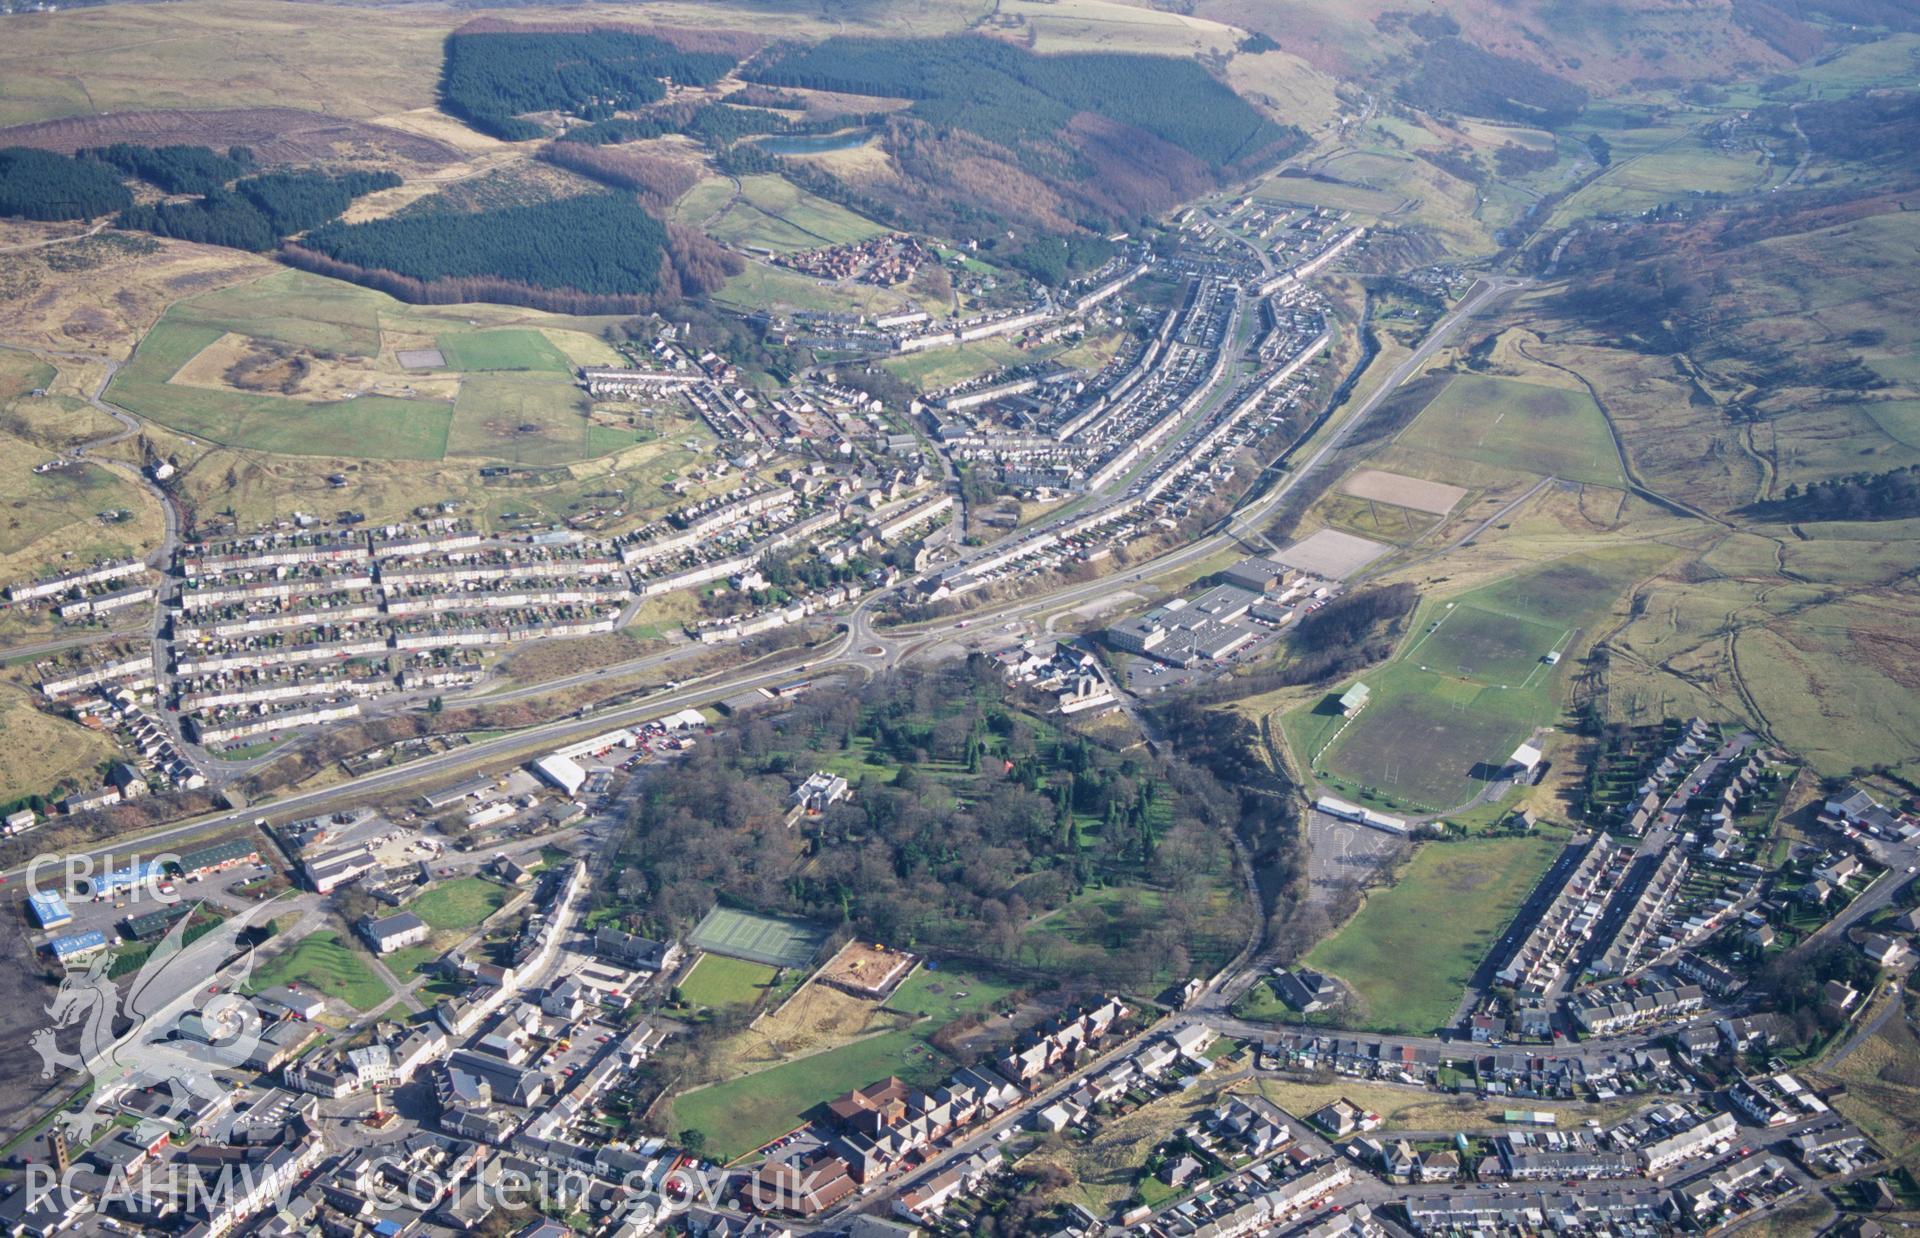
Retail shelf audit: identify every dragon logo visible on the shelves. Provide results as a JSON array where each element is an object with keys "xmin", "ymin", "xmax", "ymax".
[{"xmin": 32, "ymin": 900, "xmax": 272, "ymax": 1144}]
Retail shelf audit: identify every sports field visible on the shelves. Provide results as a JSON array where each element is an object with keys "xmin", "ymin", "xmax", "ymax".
[
  {"xmin": 246, "ymin": 931, "xmax": 391, "ymax": 1011},
  {"xmin": 1305, "ymin": 833, "xmax": 1562, "ymax": 1033},
  {"xmin": 436, "ymin": 328, "xmax": 573, "ymax": 373},
  {"xmin": 1394, "ymin": 374, "xmax": 1624, "ymax": 487},
  {"xmin": 1285, "ymin": 589, "xmax": 1572, "ymax": 813},
  {"xmin": 679, "ymin": 954, "xmax": 778, "ymax": 1009},
  {"xmin": 1412, "ymin": 603, "xmax": 1570, "ymax": 688},
  {"xmin": 1288, "ymin": 665, "xmax": 1543, "ymax": 811},
  {"xmin": 1283, "ymin": 546, "xmax": 1670, "ymax": 812},
  {"xmin": 688, "ymin": 906, "xmax": 830, "ymax": 970}
]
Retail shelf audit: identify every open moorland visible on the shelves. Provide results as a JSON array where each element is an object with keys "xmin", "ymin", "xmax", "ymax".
[
  {"xmin": 1389, "ymin": 373, "xmax": 1624, "ymax": 488},
  {"xmin": 1503, "ymin": 100, "xmax": 1920, "ymax": 779},
  {"xmin": 0, "ymin": 347, "xmax": 166, "ymax": 588}
]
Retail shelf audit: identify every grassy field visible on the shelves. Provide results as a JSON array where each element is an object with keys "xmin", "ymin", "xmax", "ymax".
[
  {"xmin": 881, "ymin": 338, "xmax": 1032, "ymax": 392},
  {"xmin": 1004, "ymin": 0, "xmax": 1243, "ymax": 56},
  {"xmin": 1249, "ymin": 1075, "xmax": 1652, "ymax": 1132},
  {"xmin": 406, "ymin": 876, "xmax": 511, "ymax": 932},
  {"xmin": 1734, "ymin": 588, "xmax": 1920, "ymax": 780},
  {"xmin": 1513, "ymin": 202, "xmax": 1920, "ymax": 779},
  {"xmin": 104, "ymin": 270, "xmax": 638, "ymax": 464},
  {"xmin": 672, "ymin": 1029, "xmax": 952, "ymax": 1161},
  {"xmin": 683, "ymin": 957, "xmax": 1024, "ymax": 1158},
  {"xmin": 0, "ymin": 0, "xmax": 1291, "ymax": 132},
  {"xmin": 671, "ymin": 177, "xmax": 735, "ymax": 228},
  {"xmin": 447, "ymin": 371, "xmax": 598, "ymax": 464},
  {"xmin": 883, "ymin": 962, "xmax": 1017, "ymax": 1020},
  {"xmin": 1602, "ymin": 543, "xmax": 1920, "ymax": 773},
  {"xmin": 0, "ymin": 354, "xmax": 118, "ymax": 448},
  {"xmin": 0, "ymin": 345, "xmax": 166, "ymax": 581},
  {"xmin": 436, "ymin": 328, "xmax": 573, "ymax": 373},
  {"xmin": 1416, "ymin": 604, "xmax": 1570, "ymax": 687},
  {"xmin": 679, "ymin": 954, "xmax": 779, "ymax": 1010},
  {"xmin": 1393, "ymin": 374, "xmax": 1624, "ymax": 487},
  {"xmin": 0, "ymin": 0, "xmax": 927, "ymax": 128},
  {"xmin": 167, "ymin": 271, "xmax": 382, "ymax": 353},
  {"xmin": 1555, "ymin": 130, "xmax": 1783, "ymax": 221},
  {"xmin": 1720, "ymin": 32, "xmax": 1920, "ymax": 105},
  {"xmin": 1308, "ymin": 492, "xmax": 1442, "ymax": 546},
  {"xmin": 1249, "ymin": 116, "xmax": 1511, "ymax": 257},
  {"xmin": 800, "ymin": 734, "xmax": 906, "ymax": 786},
  {"xmin": 0, "ymin": 0, "xmax": 449, "ymax": 125},
  {"xmin": 131, "ymin": 406, "xmax": 717, "ymax": 545},
  {"xmin": 1305, "ymin": 834, "xmax": 1563, "ymax": 1034},
  {"xmin": 112, "ymin": 375, "xmax": 454, "ymax": 460},
  {"xmin": 247, "ymin": 931, "xmax": 390, "ymax": 1012},
  {"xmin": 1810, "ymin": 1003, "xmax": 1920, "ymax": 1170},
  {"xmin": 1286, "ymin": 662, "xmax": 1544, "ymax": 813},
  {"xmin": 1283, "ymin": 544, "xmax": 1670, "ymax": 812},
  {"xmin": 110, "ymin": 314, "xmax": 452, "ymax": 460},
  {"xmin": 695, "ymin": 174, "xmax": 889, "ymax": 254},
  {"xmin": 711, "ymin": 260, "xmax": 911, "ymax": 318},
  {"xmin": 1256, "ymin": 174, "xmax": 1406, "ymax": 218},
  {"xmin": 0, "ymin": 228, "xmax": 275, "ymax": 374},
  {"xmin": 381, "ymin": 942, "xmax": 441, "ymax": 981},
  {"xmin": 0, "ymin": 439, "xmax": 161, "ymax": 582},
  {"xmin": 1017, "ymin": 1077, "xmax": 1229, "ymax": 1216},
  {"xmin": 0, "ymin": 677, "xmax": 118, "ymax": 805},
  {"xmin": 708, "ymin": 959, "xmax": 1014, "ymax": 1080}
]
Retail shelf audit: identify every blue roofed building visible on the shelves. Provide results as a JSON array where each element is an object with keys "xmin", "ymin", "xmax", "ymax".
[
  {"xmin": 83, "ymin": 858, "xmax": 165, "ymax": 899},
  {"xmin": 47, "ymin": 930, "xmax": 109, "ymax": 961},
  {"xmin": 27, "ymin": 888, "xmax": 73, "ymax": 929}
]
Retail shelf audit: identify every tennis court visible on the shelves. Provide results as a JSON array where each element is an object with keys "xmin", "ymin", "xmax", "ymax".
[{"xmin": 688, "ymin": 906, "xmax": 830, "ymax": 969}]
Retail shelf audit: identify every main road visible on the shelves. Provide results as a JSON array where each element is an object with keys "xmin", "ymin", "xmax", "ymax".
[{"xmin": 2, "ymin": 275, "xmax": 1526, "ymax": 879}]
